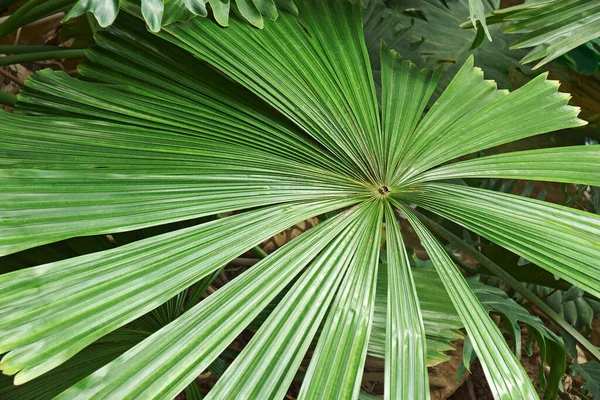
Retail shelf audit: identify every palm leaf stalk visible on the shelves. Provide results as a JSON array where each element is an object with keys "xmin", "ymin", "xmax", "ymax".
[
  {"xmin": 0, "ymin": 1, "xmax": 597, "ymax": 399},
  {"xmin": 0, "ymin": 49, "xmax": 87, "ymax": 67},
  {"xmin": 0, "ymin": 0, "xmax": 75, "ymax": 37}
]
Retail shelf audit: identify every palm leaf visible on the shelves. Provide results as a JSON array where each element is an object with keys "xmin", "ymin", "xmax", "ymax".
[
  {"xmin": 1, "ymin": 17, "xmax": 364, "ymax": 254},
  {"xmin": 400, "ymin": 183, "xmax": 600, "ymax": 299},
  {"xmin": 392, "ymin": 57, "xmax": 585, "ymax": 186},
  {"xmin": 395, "ymin": 201, "xmax": 539, "ymax": 399},
  {"xmin": 247, "ymin": 259, "xmax": 464, "ymax": 367},
  {"xmin": 369, "ymin": 267, "xmax": 463, "ymax": 367},
  {"xmin": 206, "ymin": 201, "xmax": 381, "ymax": 399},
  {"xmin": 383, "ymin": 203, "xmax": 429, "ymax": 399},
  {"xmin": 0, "ymin": 0, "xmax": 596, "ymax": 398},
  {"xmin": 0, "ymin": 333, "xmax": 143, "ymax": 399},
  {"xmin": 410, "ymin": 145, "xmax": 600, "ymax": 186},
  {"xmin": 380, "ymin": 44, "xmax": 441, "ymax": 182},
  {"xmin": 55, "ymin": 203, "xmax": 368, "ymax": 399},
  {"xmin": 298, "ymin": 203, "xmax": 382, "ymax": 399},
  {"xmin": 467, "ymin": 0, "xmax": 491, "ymax": 42},
  {"xmin": 0, "ymin": 200, "xmax": 357, "ymax": 384},
  {"xmin": 159, "ymin": 0, "xmax": 383, "ymax": 183}
]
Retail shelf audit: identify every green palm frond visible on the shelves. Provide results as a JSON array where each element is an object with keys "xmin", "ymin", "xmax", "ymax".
[
  {"xmin": 369, "ymin": 266, "xmax": 464, "ymax": 367},
  {"xmin": 0, "ymin": 1, "xmax": 597, "ymax": 399},
  {"xmin": 461, "ymin": 0, "xmax": 600, "ymax": 68}
]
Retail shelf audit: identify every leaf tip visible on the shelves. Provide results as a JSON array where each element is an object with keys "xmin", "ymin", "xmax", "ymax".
[
  {"xmin": 575, "ymin": 115, "xmax": 588, "ymax": 127},
  {"xmin": 13, "ymin": 371, "xmax": 28, "ymax": 386}
]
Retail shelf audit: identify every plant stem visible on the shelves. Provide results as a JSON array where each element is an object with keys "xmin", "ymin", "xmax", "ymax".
[
  {"xmin": 16, "ymin": 0, "xmax": 74, "ymax": 27},
  {"xmin": 0, "ymin": 44, "xmax": 73, "ymax": 54},
  {"xmin": 0, "ymin": 48, "xmax": 86, "ymax": 66},
  {"xmin": 0, "ymin": 0, "xmax": 47, "ymax": 37},
  {"xmin": 413, "ymin": 208, "xmax": 600, "ymax": 363},
  {"xmin": 0, "ymin": 0, "xmax": 76, "ymax": 36}
]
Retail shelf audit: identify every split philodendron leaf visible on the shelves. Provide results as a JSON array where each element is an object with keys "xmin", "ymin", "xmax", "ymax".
[
  {"xmin": 64, "ymin": 0, "xmax": 298, "ymax": 31},
  {"xmin": 0, "ymin": 1, "xmax": 598, "ymax": 399},
  {"xmin": 362, "ymin": 0, "xmax": 529, "ymax": 100}
]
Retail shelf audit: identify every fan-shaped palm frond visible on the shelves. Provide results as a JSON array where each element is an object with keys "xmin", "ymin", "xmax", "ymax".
[{"xmin": 0, "ymin": 1, "xmax": 597, "ymax": 399}]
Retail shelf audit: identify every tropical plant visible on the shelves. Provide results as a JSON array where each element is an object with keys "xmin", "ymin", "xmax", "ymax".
[
  {"xmin": 461, "ymin": 0, "xmax": 600, "ymax": 69},
  {"xmin": 0, "ymin": 1, "xmax": 599, "ymax": 399},
  {"xmin": 362, "ymin": 0, "xmax": 528, "ymax": 97},
  {"xmin": 0, "ymin": 0, "xmax": 297, "ymax": 36},
  {"xmin": 557, "ymin": 38, "xmax": 600, "ymax": 75},
  {"xmin": 460, "ymin": 276, "xmax": 566, "ymax": 399},
  {"xmin": 571, "ymin": 360, "xmax": 600, "ymax": 399}
]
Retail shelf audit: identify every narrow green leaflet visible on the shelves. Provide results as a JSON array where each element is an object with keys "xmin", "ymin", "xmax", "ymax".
[
  {"xmin": 184, "ymin": 382, "xmax": 204, "ymax": 400},
  {"xmin": 251, "ymin": 0, "xmax": 277, "ymax": 21},
  {"xmin": 359, "ymin": 393, "xmax": 381, "ymax": 400},
  {"xmin": 393, "ymin": 56, "xmax": 585, "ymax": 185},
  {"xmin": 208, "ymin": 0, "xmax": 230, "ymax": 26},
  {"xmin": 205, "ymin": 203, "xmax": 378, "ymax": 400},
  {"xmin": 0, "ymin": 199, "xmax": 357, "ymax": 384},
  {"xmin": 380, "ymin": 44, "xmax": 440, "ymax": 183},
  {"xmin": 468, "ymin": 0, "xmax": 491, "ymax": 42},
  {"xmin": 0, "ymin": 158, "xmax": 357, "ymax": 255},
  {"xmin": 298, "ymin": 202, "xmax": 383, "ymax": 400},
  {"xmin": 0, "ymin": 336, "xmax": 143, "ymax": 400},
  {"xmin": 369, "ymin": 267, "xmax": 463, "ymax": 367},
  {"xmin": 463, "ymin": 0, "xmax": 600, "ymax": 68},
  {"xmin": 383, "ymin": 203, "xmax": 429, "ymax": 399},
  {"xmin": 55, "ymin": 204, "xmax": 365, "ymax": 399},
  {"xmin": 415, "ymin": 208, "xmax": 600, "ymax": 364},
  {"xmin": 273, "ymin": 0, "xmax": 297, "ymax": 15},
  {"xmin": 20, "ymin": 21, "xmax": 331, "ymax": 166},
  {"xmin": 395, "ymin": 200, "xmax": 539, "ymax": 399},
  {"xmin": 0, "ymin": 0, "xmax": 596, "ymax": 397},
  {"xmin": 410, "ymin": 145, "xmax": 600, "ymax": 186},
  {"xmin": 246, "ymin": 260, "xmax": 464, "ymax": 368},
  {"xmin": 400, "ymin": 183, "xmax": 600, "ymax": 299},
  {"xmin": 234, "ymin": 0, "xmax": 264, "ymax": 28}
]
